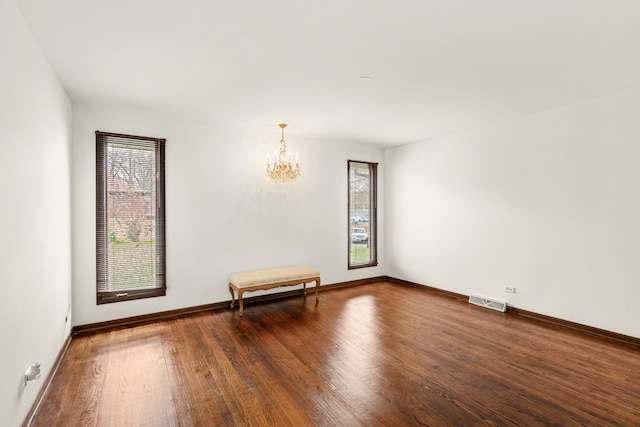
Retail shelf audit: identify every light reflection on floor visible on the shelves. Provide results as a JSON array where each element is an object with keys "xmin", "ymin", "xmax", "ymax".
[
  {"xmin": 326, "ymin": 295, "xmax": 381, "ymax": 415},
  {"xmin": 93, "ymin": 332, "xmax": 177, "ymax": 425}
]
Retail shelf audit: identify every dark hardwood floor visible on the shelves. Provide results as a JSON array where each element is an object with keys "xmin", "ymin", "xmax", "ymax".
[{"xmin": 30, "ymin": 282, "xmax": 640, "ymax": 426}]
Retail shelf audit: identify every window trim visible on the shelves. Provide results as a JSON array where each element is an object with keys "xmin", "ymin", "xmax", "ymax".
[
  {"xmin": 348, "ymin": 160, "xmax": 378, "ymax": 269},
  {"xmin": 96, "ymin": 131, "xmax": 166, "ymax": 304}
]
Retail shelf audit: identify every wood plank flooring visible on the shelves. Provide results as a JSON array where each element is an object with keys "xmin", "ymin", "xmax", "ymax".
[{"xmin": 30, "ymin": 282, "xmax": 640, "ymax": 426}]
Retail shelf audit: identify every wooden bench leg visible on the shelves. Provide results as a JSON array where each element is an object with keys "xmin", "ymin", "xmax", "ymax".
[
  {"xmin": 302, "ymin": 279, "xmax": 320, "ymax": 301},
  {"xmin": 229, "ymin": 284, "xmax": 236, "ymax": 308},
  {"xmin": 229, "ymin": 284, "xmax": 245, "ymax": 316},
  {"xmin": 238, "ymin": 290, "xmax": 245, "ymax": 317}
]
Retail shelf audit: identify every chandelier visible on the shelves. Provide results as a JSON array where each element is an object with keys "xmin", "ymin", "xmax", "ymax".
[{"xmin": 266, "ymin": 123, "xmax": 300, "ymax": 182}]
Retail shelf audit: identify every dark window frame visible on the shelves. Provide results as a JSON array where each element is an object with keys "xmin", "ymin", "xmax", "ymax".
[
  {"xmin": 96, "ymin": 131, "xmax": 166, "ymax": 304},
  {"xmin": 348, "ymin": 160, "xmax": 378, "ymax": 269}
]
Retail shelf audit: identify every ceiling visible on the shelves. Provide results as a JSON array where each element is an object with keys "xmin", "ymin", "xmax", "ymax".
[{"xmin": 15, "ymin": 0, "xmax": 640, "ymax": 147}]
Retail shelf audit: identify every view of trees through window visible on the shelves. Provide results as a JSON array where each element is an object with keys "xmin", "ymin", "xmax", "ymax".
[
  {"xmin": 348, "ymin": 161, "xmax": 377, "ymax": 268},
  {"xmin": 107, "ymin": 144, "xmax": 157, "ymax": 290},
  {"xmin": 96, "ymin": 132, "xmax": 166, "ymax": 304}
]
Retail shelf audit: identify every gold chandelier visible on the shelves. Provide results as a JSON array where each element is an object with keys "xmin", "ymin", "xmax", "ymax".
[{"xmin": 266, "ymin": 123, "xmax": 300, "ymax": 182}]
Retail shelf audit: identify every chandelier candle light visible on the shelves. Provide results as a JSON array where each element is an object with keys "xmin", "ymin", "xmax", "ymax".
[{"xmin": 266, "ymin": 123, "xmax": 300, "ymax": 182}]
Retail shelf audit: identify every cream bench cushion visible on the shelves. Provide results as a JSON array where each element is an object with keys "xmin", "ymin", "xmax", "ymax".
[{"xmin": 229, "ymin": 266, "xmax": 320, "ymax": 316}]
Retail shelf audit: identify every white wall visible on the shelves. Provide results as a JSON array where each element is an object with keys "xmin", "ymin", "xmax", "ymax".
[
  {"xmin": 72, "ymin": 104, "xmax": 385, "ymax": 325},
  {"xmin": 386, "ymin": 89, "xmax": 640, "ymax": 339},
  {"xmin": 0, "ymin": 0, "xmax": 72, "ymax": 425}
]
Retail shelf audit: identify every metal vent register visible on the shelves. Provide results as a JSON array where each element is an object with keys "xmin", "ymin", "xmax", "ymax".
[{"xmin": 468, "ymin": 294, "xmax": 508, "ymax": 312}]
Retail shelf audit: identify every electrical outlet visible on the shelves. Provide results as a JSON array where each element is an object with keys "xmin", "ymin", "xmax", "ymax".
[{"xmin": 504, "ymin": 286, "xmax": 516, "ymax": 293}]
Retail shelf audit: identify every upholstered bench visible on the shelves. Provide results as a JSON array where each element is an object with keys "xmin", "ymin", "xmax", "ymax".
[{"xmin": 228, "ymin": 266, "xmax": 321, "ymax": 316}]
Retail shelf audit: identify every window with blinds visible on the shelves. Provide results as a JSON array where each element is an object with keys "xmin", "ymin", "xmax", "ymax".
[
  {"xmin": 348, "ymin": 160, "xmax": 378, "ymax": 269},
  {"xmin": 96, "ymin": 131, "xmax": 166, "ymax": 304}
]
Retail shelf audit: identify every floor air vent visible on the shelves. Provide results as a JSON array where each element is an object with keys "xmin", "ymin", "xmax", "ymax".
[{"xmin": 469, "ymin": 294, "xmax": 508, "ymax": 312}]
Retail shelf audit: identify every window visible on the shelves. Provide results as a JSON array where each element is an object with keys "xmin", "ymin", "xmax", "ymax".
[
  {"xmin": 348, "ymin": 160, "xmax": 377, "ymax": 268},
  {"xmin": 96, "ymin": 131, "xmax": 166, "ymax": 304}
]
